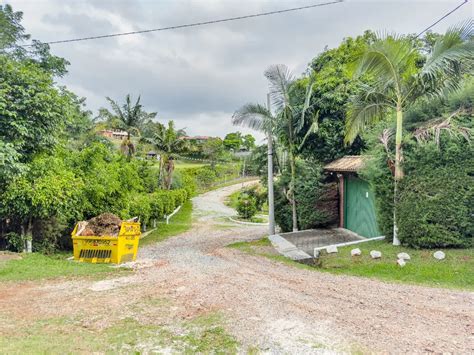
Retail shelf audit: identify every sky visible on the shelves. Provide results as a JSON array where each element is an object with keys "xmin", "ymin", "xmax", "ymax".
[{"xmin": 8, "ymin": 0, "xmax": 473, "ymax": 141}]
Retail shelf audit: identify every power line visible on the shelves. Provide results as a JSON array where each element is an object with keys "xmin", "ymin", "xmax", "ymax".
[
  {"xmin": 20, "ymin": 1, "xmax": 343, "ymax": 47},
  {"xmin": 416, "ymin": 0, "xmax": 470, "ymax": 38}
]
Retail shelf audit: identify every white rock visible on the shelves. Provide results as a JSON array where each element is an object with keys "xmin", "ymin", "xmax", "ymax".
[
  {"xmin": 397, "ymin": 252, "xmax": 411, "ymax": 261},
  {"xmin": 433, "ymin": 251, "xmax": 446, "ymax": 260},
  {"xmin": 351, "ymin": 248, "xmax": 362, "ymax": 256},
  {"xmin": 370, "ymin": 250, "xmax": 382, "ymax": 259},
  {"xmin": 397, "ymin": 259, "xmax": 406, "ymax": 267},
  {"xmin": 314, "ymin": 249, "xmax": 320, "ymax": 258},
  {"xmin": 326, "ymin": 245, "xmax": 338, "ymax": 254}
]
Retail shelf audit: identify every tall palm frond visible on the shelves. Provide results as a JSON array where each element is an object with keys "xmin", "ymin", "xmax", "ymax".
[
  {"xmin": 345, "ymin": 85, "xmax": 392, "ymax": 143},
  {"xmin": 355, "ymin": 36, "xmax": 417, "ymax": 90},
  {"xmin": 421, "ymin": 20, "xmax": 474, "ymax": 97},
  {"xmin": 232, "ymin": 103, "xmax": 273, "ymax": 132},
  {"xmin": 264, "ymin": 64, "xmax": 295, "ymax": 113}
]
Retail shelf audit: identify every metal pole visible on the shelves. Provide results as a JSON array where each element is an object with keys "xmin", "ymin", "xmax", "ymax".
[{"xmin": 267, "ymin": 93, "xmax": 276, "ymax": 236}]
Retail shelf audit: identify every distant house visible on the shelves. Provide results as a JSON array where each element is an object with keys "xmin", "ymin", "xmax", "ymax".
[
  {"xmin": 181, "ymin": 135, "xmax": 215, "ymax": 144},
  {"xmin": 146, "ymin": 150, "xmax": 159, "ymax": 160},
  {"xmin": 324, "ymin": 155, "xmax": 380, "ymax": 238},
  {"xmin": 98, "ymin": 129, "xmax": 129, "ymax": 140}
]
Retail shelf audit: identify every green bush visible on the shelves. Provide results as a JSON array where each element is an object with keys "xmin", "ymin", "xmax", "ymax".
[
  {"xmin": 173, "ymin": 170, "xmax": 197, "ymax": 197},
  {"xmin": 396, "ymin": 143, "xmax": 473, "ymax": 248},
  {"xmin": 242, "ymin": 184, "xmax": 267, "ymax": 210},
  {"xmin": 360, "ymin": 153, "xmax": 395, "ymax": 241},
  {"xmin": 236, "ymin": 193, "xmax": 258, "ymax": 219},
  {"xmin": 275, "ymin": 161, "xmax": 338, "ymax": 232},
  {"xmin": 128, "ymin": 194, "xmax": 152, "ymax": 227},
  {"xmin": 149, "ymin": 193, "xmax": 165, "ymax": 220},
  {"xmin": 195, "ymin": 167, "xmax": 218, "ymax": 188}
]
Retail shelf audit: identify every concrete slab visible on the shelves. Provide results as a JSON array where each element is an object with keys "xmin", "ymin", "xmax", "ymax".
[
  {"xmin": 280, "ymin": 228, "xmax": 365, "ymax": 255},
  {"xmin": 268, "ymin": 235, "xmax": 312, "ymax": 261}
]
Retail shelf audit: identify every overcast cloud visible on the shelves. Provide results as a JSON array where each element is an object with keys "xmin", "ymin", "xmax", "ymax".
[{"xmin": 8, "ymin": 0, "xmax": 473, "ymax": 141}]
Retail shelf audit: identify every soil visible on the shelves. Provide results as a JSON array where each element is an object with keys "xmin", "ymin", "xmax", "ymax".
[
  {"xmin": 79, "ymin": 213, "xmax": 122, "ymax": 236},
  {"xmin": 0, "ymin": 252, "xmax": 22, "ymax": 262},
  {"xmin": 0, "ymin": 181, "xmax": 473, "ymax": 353}
]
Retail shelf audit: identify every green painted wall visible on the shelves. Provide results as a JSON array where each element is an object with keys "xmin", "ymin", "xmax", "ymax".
[{"xmin": 344, "ymin": 176, "xmax": 380, "ymax": 238}]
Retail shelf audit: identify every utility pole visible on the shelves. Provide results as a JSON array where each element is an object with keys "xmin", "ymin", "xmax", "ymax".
[{"xmin": 267, "ymin": 93, "xmax": 276, "ymax": 236}]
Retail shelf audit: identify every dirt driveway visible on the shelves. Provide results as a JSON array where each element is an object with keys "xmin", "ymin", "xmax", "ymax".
[{"xmin": 1, "ymin": 182, "xmax": 473, "ymax": 353}]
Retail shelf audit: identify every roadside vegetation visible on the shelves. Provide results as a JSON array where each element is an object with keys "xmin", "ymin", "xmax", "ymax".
[
  {"xmin": 0, "ymin": 253, "xmax": 126, "ymax": 282},
  {"xmin": 229, "ymin": 238, "xmax": 474, "ymax": 290},
  {"xmin": 226, "ymin": 184, "xmax": 269, "ymax": 223},
  {"xmin": 140, "ymin": 201, "xmax": 193, "ymax": 246},
  {"xmin": 0, "ymin": 5, "xmax": 254, "ymax": 257}
]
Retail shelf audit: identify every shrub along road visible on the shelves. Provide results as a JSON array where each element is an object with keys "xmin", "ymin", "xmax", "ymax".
[{"xmin": 0, "ymin": 182, "xmax": 473, "ymax": 353}]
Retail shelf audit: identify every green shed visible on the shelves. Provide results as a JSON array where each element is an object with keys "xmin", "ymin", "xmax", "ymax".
[{"xmin": 324, "ymin": 156, "xmax": 380, "ymax": 238}]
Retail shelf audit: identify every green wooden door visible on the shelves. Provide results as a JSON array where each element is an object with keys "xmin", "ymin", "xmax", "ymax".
[{"xmin": 344, "ymin": 176, "xmax": 380, "ymax": 238}]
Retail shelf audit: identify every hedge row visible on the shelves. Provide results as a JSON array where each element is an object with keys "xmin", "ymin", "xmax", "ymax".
[
  {"xmin": 128, "ymin": 189, "xmax": 189, "ymax": 229},
  {"xmin": 363, "ymin": 139, "xmax": 473, "ymax": 248},
  {"xmin": 176, "ymin": 164, "xmax": 241, "ymax": 191}
]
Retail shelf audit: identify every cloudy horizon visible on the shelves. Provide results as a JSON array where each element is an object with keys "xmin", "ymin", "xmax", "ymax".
[{"xmin": 9, "ymin": 0, "xmax": 473, "ymax": 141}]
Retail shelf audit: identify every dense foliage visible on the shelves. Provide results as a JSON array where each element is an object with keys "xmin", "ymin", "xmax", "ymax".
[
  {"xmin": 0, "ymin": 5, "xmax": 229, "ymax": 253},
  {"xmin": 362, "ymin": 78, "xmax": 473, "ymax": 247},
  {"xmin": 275, "ymin": 161, "xmax": 338, "ymax": 232},
  {"xmin": 0, "ymin": 141, "xmax": 192, "ymax": 252},
  {"xmin": 396, "ymin": 143, "xmax": 473, "ymax": 248}
]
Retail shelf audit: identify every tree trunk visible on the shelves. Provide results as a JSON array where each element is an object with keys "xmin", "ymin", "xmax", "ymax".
[
  {"xmin": 165, "ymin": 159, "xmax": 174, "ymax": 190},
  {"xmin": 266, "ymin": 94, "xmax": 276, "ymax": 235},
  {"xmin": 159, "ymin": 154, "xmax": 166, "ymax": 189},
  {"xmin": 126, "ymin": 131, "xmax": 132, "ymax": 161},
  {"xmin": 392, "ymin": 108, "xmax": 404, "ymax": 246},
  {"xmin": 289, "ymin": 151, "xmax": 298, "ymax": 232}
]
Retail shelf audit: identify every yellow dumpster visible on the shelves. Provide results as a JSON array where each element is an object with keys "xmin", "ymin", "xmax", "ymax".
[{"xmin": 72, "ymin": 221, "xmax": 141, "ymax": 264}]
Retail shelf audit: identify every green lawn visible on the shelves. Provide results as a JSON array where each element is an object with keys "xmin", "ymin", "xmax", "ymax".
[
  {"xmin": 174, "ymin": 161, "xmax": 207, "ymax": 170},
  {"xmin": 140, "ymin": 200, "xmax": 193, "ymax": 246},
  {"xmin": 229, "ymin": 238, "xmax": 474, "ymax": 290},
  {"xmin": 199, "ymin": 176, "xmax": 258, "ymax": 193},
  {"xmin": 0, "ymin": 311, "xmax": 241, "ymax": 354},
  {"xmin": 0, "ymin": 253, "xmax": 124, "ymax": 282}
]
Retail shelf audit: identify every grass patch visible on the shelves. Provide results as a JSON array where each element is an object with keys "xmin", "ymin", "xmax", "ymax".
[
  {"xmin": 174, "ymin": 161, "xmax": 207, "ymax": 170},
  {"xmin": 199, "ymin": 176, "xmax": 258, "ymax": 193},
  {"xmin": 0, "ymin": 253, "xmax": 123, "ymax": 282},
  {"xmin": 1, "ymin": 312, "xmax": 240, "ymax": 354},
  {"xmin": 228, "ymin": 237, "xmax": 271, "ymax": 250},
  {"xmin": 140, "ymin": 200, "xmax": 193, "ymax": 246},
  {"xmin": 230, "ymin": 238, "xmax": 474, "ymax": 290},
  {"xmin": 318, "ymin": 240, "xmax": 474, "ymax": 290}
]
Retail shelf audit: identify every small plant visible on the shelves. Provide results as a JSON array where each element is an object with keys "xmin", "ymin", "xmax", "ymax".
[{"xmin": 236, "ymin": 193, "xmax": 257, "ymax": 219}]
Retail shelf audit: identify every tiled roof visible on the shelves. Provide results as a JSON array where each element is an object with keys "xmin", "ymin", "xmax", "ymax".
[{"xmin": 324, "ymin": 155, "xmax": 366, "ymax": 173}]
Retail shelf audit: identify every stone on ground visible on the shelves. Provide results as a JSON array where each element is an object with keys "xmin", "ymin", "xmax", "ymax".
[
  {"xmin": 397, "ymin": 252, "xmax": 410, "ymax": 261},
  {"xmin": 351, "ymin": 248, "xmax": 361, "ymax": 256},
  {"xmin": 326, "ymin": 245, "xmax": 338, "ymax": 254},
  {"xmin": 370, "ymin": 250, "xmax": 382, "ymax": 259},
  {"xmin": 433, "ymin": 251, "xmax": 446, "ymax": 260},
  {"xmin": 397, "ymin": 259, "xmax": 406, "ymax": 267}
]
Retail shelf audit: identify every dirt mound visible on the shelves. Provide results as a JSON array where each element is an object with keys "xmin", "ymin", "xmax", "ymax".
[{"xmin": 77, "ymin": 213, "xmax": 122, "ymax": 236}]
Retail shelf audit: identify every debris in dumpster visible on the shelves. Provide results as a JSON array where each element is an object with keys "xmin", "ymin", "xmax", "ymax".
[{"xmin": 77, "ymin": 213, "xmax": 122, "ymax": 237}]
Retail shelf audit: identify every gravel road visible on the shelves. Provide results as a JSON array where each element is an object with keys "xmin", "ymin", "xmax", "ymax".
[{"xmin": 1, "ymin": 182, "xmax": 472, "ymax": 353}]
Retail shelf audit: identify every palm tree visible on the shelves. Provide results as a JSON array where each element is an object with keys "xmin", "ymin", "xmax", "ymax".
[
  {"xmin": 233, "ymin": 64, "xmax": 316, "ymax": 231},
  {"xmin": 105, "ymin": 94, "xmax": 157, "ymax": 159},
  {"xmin": 143, "ymin": 120, "xmax": 187, "ymax": 190},
  {"xmin": 345, "ymin": 23, "xmax": 473, "ymax": 245}
]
